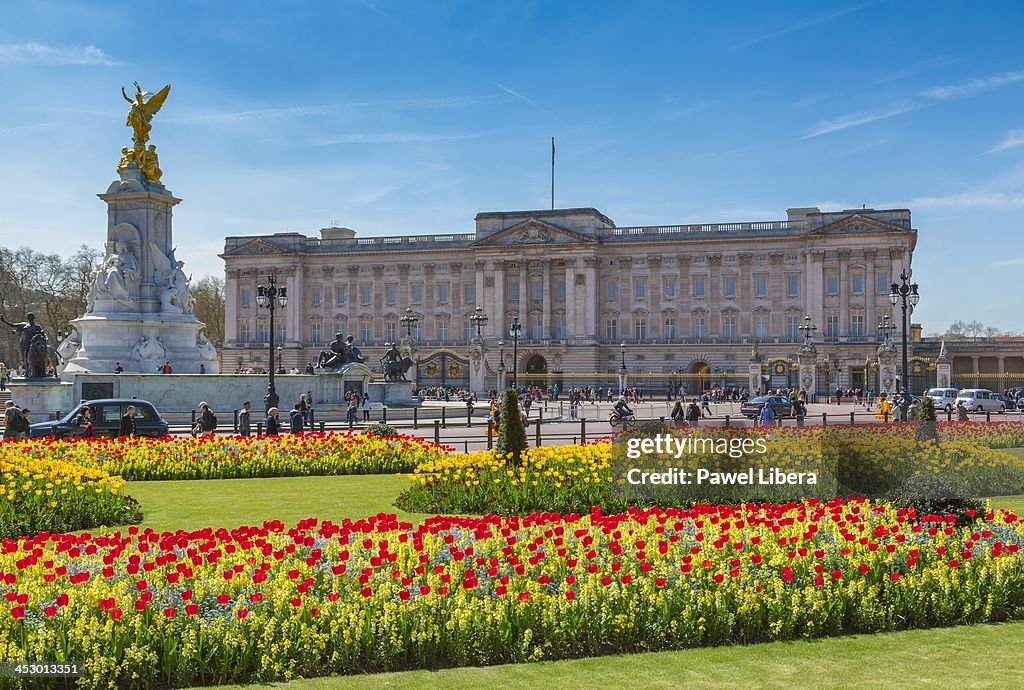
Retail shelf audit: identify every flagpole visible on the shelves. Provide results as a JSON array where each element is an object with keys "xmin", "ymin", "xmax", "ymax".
[{"xmin": 551, "ymin": 137, "xmax": 555, "ymax": 210}]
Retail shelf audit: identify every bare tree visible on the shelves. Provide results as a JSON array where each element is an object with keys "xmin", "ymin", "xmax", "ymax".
[{"xmin": 191, "ymin": 275, "xmax": 225, "ymax": 346}]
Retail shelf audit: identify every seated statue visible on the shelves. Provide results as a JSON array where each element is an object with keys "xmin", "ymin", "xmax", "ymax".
[{"xmin": 317, "ymin": 334, "xmax": 365, "ymax": 370}]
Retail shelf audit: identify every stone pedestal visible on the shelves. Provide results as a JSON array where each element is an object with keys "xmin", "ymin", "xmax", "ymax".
[
  {"xmin": 60, "ymin": 173, "xmax": 218, "ymax": 376},
  {"xmin": 748, "ymin": 363, "xmax": 763, "ymax": 396},
  {"xmin": 6, "ymin": 379, "xmax": 75, "ymax": 419},
  {"xmin": 798, "ymin": 349, "xmax": 818, "ymax": 395},
  {"xmin": 618, "ymin": 369, "xmax": 628, "ymax": 395},
  {"xmin": 936, "ymin": 361, "xmax": 951, "ymax": 389},
  {"xmin": 877, "ymin": 345, "xmax": 898, "ymax": 396},
  {"xmin": 368, "ymin": 381, "xmax": 417, "ymax": 406},
  {"xmin": 468, "ymin": 340, "xmax": 486, "ymax": 394},
  {"xmin": 314, "ymin": 363, "xmax": 373, "ymax": 404}
]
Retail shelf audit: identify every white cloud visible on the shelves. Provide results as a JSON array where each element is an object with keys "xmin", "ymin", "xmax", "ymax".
[
  {"xmin": 988, "ymin": 129, "xmax": 1024, "ymax": 154},
  {"xmin": 729, "ymin": 3, "xmax": 871, "ymax": 51},
  {"xmin": 993, "ymin": 257, "xmax": 1024, "ymax": 267},
  {"xmin": 900, "ymin": 192, "xmax": 1024, "ymax": 209},
  {"xmin": 922, "ymin": 71, "xmax": 1024, "ymax": 100},
  {"xmin": 0, "ymin": 42, "xmax": 117, "ymax": 66},
  {"xmin": 802, "ymin": 102, "xmax": 920, "ymax": 138}
]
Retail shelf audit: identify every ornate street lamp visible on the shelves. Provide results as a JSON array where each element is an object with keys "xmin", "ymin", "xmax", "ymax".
[
  {"xmin": 255, "ymin": 273, "xmax": 288, "ymax": 410},
  {"xmin": 400, "ymin": 307, "xmax": 419, "ymax": 341},
  {"xmin": 798, "ymin": 314, "xmax": 817, "ymax": 346},
  {"xmin": 890, "ymin": 268, "xmax": 920, "ymax": 417},
  {"xmin": 508, "ymin": 316, "xmax": 522, "ymax": 390},
  {"xmin": 469, "ymin": 305, "xmax": 488, "ymax": 340},
  {"xmin": 877, "ymin": 313, "xmax": 896, "ymax": 343}
]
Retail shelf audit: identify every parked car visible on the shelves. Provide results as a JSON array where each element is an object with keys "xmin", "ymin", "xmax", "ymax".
[
  {"xmin": 29, "ymin": 399, "xmax": 169, "ymax": 439},
  {"xmin": 992, "ymin": 393, "xmax": 1017, "ymax": 411},
  {"xmin": 740, "ymin": 395, "xmax": 793, "ymax": 420},
  {"xmin": 926, "ymin": 387, "xmax": 960, "ymax": 413},
  {"xmin": 954, "ymin": 389, "xmax": 1006, "ymax": 414}
]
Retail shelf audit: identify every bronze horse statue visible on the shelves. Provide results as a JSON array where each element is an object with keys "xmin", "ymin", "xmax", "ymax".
[{"xmin": 381, "ymin": 354, "xmax": 414, "ymax": 381}]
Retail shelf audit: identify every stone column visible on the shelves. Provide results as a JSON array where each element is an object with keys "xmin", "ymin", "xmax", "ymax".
[
  {"xmin": 474, "ymin": 260, "xmax": 487, "ymax": 335},
  {"xmin": 865, "ymin": 258, "xmax": 876, "ymax": 336},
  {"xmin": 708, "ymin": 255, "xmax": 722, "ymax": 336},
  {"xmin": 564, "ymin": 259, "xmax": 577, "ymax": 343},
  {"xmin": 397, "ymin": 263, "xmax": 410, "ymax": 310},
  {"xmin": 492, "ymin": 260, "xmax": 506, "ymax": 334},
  {"xmin": 617, "ymin": 256, "xmax": 631, "ymax": 338},
  {"xmin": 738, "ymin": 254, "xmax": 752, "ymax": 335},
  {"xmin": 769, "ymin": 253, "xmax": 785, "ymax": 335},
  {"xmin": 678, "ymin": 256, "xmax": 691, "ymax": 336},
  {"xmin": 468, "ymin": 340, "xmax": 485, "ymax": 394},
  {"xmin": 541, "ymin": 259, "xmax": 552, "ymax": 339},
  {"xmin": 518, "ymin": 263, "xmax": 528, "ymax": 325},
  {"xmin": 371, "ymin": 264, "xmax": 385, "ymax": 341},
  {"xmin": 748, "ymin": 349, "xmax": 763, "ymax": 396},
  {"xmin": 289, "ymin": 265, "xmax": 305, "ymax": 348},
  {"xmin": 971, "ymin": 355, "xmax": 980, "ymax": 388},
  {"xmin": 798, "ymin": 344, "xmax": 818, "ymax": 397},
  {"xmin": 839, "ymin": 249, "xmax": 850, "ymax": 338},
  {"xmin": 582, "ymin": 255, "xmax": 599, "ymax": 343},
  {"xmin": 648, "ymin": 256, "xmax": 662, "ymax": 337},
  {"xmin": 423, "ymin": 263, "xmax": 436, "ymax": 340}
]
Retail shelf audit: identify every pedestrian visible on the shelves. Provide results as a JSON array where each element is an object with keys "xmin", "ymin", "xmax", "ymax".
[
  {"xmin": 685, "ymin": 399, "xmax": 701, "ymax": 427},
  {"xmin": 347, "ymin": 395, "xmax": 358, "ymax": 429},
  {"xmin": 238, "ymin": 401, "xmax": 252, "ymax": 437},
  {"xmin": 758, "ymin": 402, "xmax": 776, "ymax": 427},
  {"xmin": 794, "ymin": 398, "xmax": 806, "ymax": 427},
  {"xmin": 3, "ymin": 401, "xmax": 27, "ymax": 440},
  {"xmin": 113, "ymin": 361, "xmax": 124, "ymax": 374},
  {"xmin": 700, "ymin": 393, "xmax": 711, "ymax": 418},
  {"xmin": 193, "ymin": 402, "xmax": 217, "ymax": 437},
  {"xmin": 305, "ymin": 362, "xmax": 315, "ymax": 375},
  {"xmin": 199, "ymin": 363, "xmax": 206, "ymax": 375},
  {"xmin": 265, "ymin": 407, "xmax": 281, "ymax": 435},
  {"xmin": 956, "ymin": 399, "xmax": 969, "ymax": 422},
  {"xmin": 362, "ymin": 392, "xmax": 371, "ymax": 422},
  {"xmin": 305, "ymin": 390, "xmax": 315, "ymax": 428},
  {"xmin": 119, "ymin": 405, "xmax": 137, "ymax": 438},
  {"xmin": 670, "ymin": 400, "xmax": 684, "ymax": 427},
  {"xmin": 289, "ymin": 403, "xmax": 304, "ymax": 434}
]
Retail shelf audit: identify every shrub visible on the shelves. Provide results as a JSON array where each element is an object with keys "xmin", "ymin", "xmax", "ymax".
[
  {"xmin": 364, "ymin": 422, "xmax": 398, "ymax": 438},
  {"xmin": 495, "ymin": 387, "xmax": 528, "ymax": 467}
]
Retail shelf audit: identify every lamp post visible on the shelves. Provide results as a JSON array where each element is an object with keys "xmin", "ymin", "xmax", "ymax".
[
  {"xmin": 890, "ymin": 268, "xmax": 920, "ymax": 418},
  {"xmin": 798, "ymin": 314, "xmax": 817, "ymax": 346},
  {"xmin": 469, "ymin": 305, "xmax": 488, "ymax": 339},
  {"xmin": 877, "ymin": 313, "xmax": 895, "ymax": 343},
  {"xmin": 497, "ymin": 339, "xmax": 506, "ymax": 391},
  {"xmin": 400, "ymin": 307, "xmax": 419, "ymax": 341},
  {"xmin": 508, "ymin": 316, "xmax": 522, "ymax": 390},
  {"xmin": 255, "ymin": 273, "xmax": 288, "ymax": 411},
  {"xmin": 619, "ymin": 341, "xmax": 628, "ymax": 394}
]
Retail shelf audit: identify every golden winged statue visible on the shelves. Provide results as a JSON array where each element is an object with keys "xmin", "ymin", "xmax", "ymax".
[{"xmin": 121, "ymin": 81, "xmax": 171, "ymax": 147}]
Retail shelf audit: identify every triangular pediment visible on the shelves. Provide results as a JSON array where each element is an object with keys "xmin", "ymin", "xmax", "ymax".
[
  {"xmin": 472, "ymin": 218, "xmax": 598, "ymax": 246},
  {"xmin": 808, "ymin": 214, "xmax": 908, "ymax": 236},
  {"xmin": 222, "ymin": 238, "xmax": 295, "ymax": 257}
]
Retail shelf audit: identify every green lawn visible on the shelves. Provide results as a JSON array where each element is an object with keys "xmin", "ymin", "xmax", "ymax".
[
  {"xmin": 124, "ymin": 475, "xmax": 428, "ymax": 533},
  {"xmin": 206, "ymin": 620, "xmax": 1024, "ymax": 689}
]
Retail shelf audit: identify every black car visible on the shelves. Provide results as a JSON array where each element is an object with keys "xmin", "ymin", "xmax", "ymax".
[
  {"xmin": 992, "ymin": 393, "xmax": 1017, "ymax": 412},
  {"xmin": 740, "ymin": 395, "xmax": 793, "ymax": 419},
  {"xmin": 29, "ymin": 399, "xmax": 169, "ymax": 439}
]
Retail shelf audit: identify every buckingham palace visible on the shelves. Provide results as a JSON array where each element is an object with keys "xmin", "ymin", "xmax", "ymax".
[{"xmin": 221, "ymin": 205, "xmax": 922, "ymax": 394}]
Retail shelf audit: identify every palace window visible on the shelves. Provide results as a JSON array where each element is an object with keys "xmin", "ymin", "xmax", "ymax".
[
  {"xmin": 385, "ymin": 285, "xmax": 397, "ymax": 305},
  {"xmin": 361, "ymin": 322, "xmax": 371, "ymax": 342},
  {"xmin": 827, "ymin": 274, "xmax": 839, "ymax": 294},
  {"xmin": 386, "ymin": 321, "xmax": 396, "ymax": 343},
  {"xmin": 693, "ymin": 277, "xmax": 706, "ymax": 298},
  {"xmin": 508, "ymin": 280, "xmax": 519, "ymax": 301},
  {"xmin": 239, "ymin": 322, "xmax": 250, "ymax": 343},
  {"xmin": 277, "ymin": 323, "xmax": 286, "ymax": 343},
  {"xmin": 876, "ymin": 272, "xmax": 889, "ymax": 293},
  {"xmin": 606, "ymin": 280, "xmax": 618, "ymax": 300},
  {"xmin": 633, "ymin": 277, "xmax": 647, "ymax": 299},
  {"xmin": 634, "ymin": 318, "xmax": 647, "ymax": 340},
  {"xmin": 437, "ymin": 319, "xmax": 449, "ymax": 342},
  {"xmin": 360, "ymin": 286, "xmax": 371, "ymax": 305},
  {"xmin": 257, "ymin": 322, "xmax": 269, "ymax": 343},
  {"xmin": 411, "ymin": 284, "xmax": 423, "ymax": 304},
  {"xmin": 531, "ymin": 318, "xmax": 542, "ymax": 340},
  {"xmin": 464, "ymin": 284, "xmax": 475, "ymax": 304},
  {"xmin": 438, "ymin": 284, "xmax": 450, "ymax": 304},
  {"xmin": 336, "ymin": 285, "xmax": 346, "ymax": 305},
  {"xmin": 787, "ymin": 275, "xmax": 799, "ymax": 297},
  {"xmin": 531, "ymin": 280, "xmax": 543, "ymax": 300},
  {"xmin": 693, "ymin": 318, "xmax": 705, "ymax": 339},
  {"xmin": 723, "ymin": 276, "xmax": 737, "ymax": 299},
  {"xmin": 755, "ymin": 316, "xmax": 768, "ymax": 339},
  {"xmin": 311, "ymin": 287, "xmax": 321, "ymax": 307},
  {"xmin": 852, "ymin": 273, "xmax": 864, "ymax": 294},
  {"xmin": 241, "ymin": 289, "xmax": 251, "ymax": 307},
  {"xmin": 826, "ymin": 315, "xmax": 840, "ymax": 339},
  {"xmin": 754, "ymin": 275, "xmax": 768, "ymax": 298},
  {"xmin": 723, "ymin": 316, "xmax": 737, "ymax": 340},
  {"xmin": 606, "ymin": 319, "xmax": 618, "ymax": 340},
  {"xmin": 851, "ymin": 314, "xmax": 866, "ymax": 336},
  {"xmin": 555, "ymin": 279, "xmax": 566, "ymax": 300},
  {"xmin": 555, "ymin": 318, "xmax": 566, "ymax": 339},
  {"xmin": 664, "ymin": 318, "xmax": 676, "ymax": 339},
  {"xmin": 663, "ymin": 278, "xmax": 676, "ymax": 299},
  {"xmin": 310, "ymin": 323, "xmax": 321, "ymax": 344},
  {"xmin": 787, "ymin": 316, "xmax": 800, "ymax": 340}
]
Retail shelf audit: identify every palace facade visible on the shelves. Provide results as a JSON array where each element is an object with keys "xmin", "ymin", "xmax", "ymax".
[{"xmin": 219, "ymin": 205, "xmax": 986, "ymax": 395}]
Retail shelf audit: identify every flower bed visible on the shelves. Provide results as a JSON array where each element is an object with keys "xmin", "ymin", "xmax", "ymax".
[
  {"xmin": 4, "ymin": 433, "xmax": 451, "ymax": 481},
  {"xmin": 399, "ymin": 428, "xmax": 1024, "ymax": 515},
  {"xmin": 1, "ymin": 501, "xmax": 1023, "ymax": 687},
  {"xmin": 0, "ymin": 448, "xmax": 140, "ymax": 539}
]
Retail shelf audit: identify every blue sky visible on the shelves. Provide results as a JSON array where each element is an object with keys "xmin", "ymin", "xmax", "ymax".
[{"xmin": 2, "ymin": 0, "xmax": 1024, "ymax": 333}]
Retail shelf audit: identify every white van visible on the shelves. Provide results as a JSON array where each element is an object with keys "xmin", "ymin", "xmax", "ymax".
[
  {"xmin": 926, "ymin": 387, "xmax": 960, "ymax": 412},
  {"xmin": 955, "ymin": 389, "xmax": 1006, "ymax": 414}
]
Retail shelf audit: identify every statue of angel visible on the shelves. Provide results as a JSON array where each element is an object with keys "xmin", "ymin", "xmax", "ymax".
[
  {"xmin": 122, "ymin": 82, "xmax": 171, "ymax": 147},
  {"xmin": 150, "ymin": 243, "xmax": 194, "ymax": 314}
]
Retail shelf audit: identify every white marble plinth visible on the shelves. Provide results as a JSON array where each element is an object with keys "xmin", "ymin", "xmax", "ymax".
[
  {"xmin": 368, "ymin": 381, "xmax": 417, "ymax": 406},
  {"xmin": 6, "ymin": 379, "xmax": 75, "ymax": 419},
  {"xmin": 65, "ymin": 313, "xmax": 218, "ymax": 376}
]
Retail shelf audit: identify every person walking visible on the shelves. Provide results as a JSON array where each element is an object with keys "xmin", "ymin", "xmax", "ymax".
[
  {"xmin": 238, "ymin": 401, "xmax": 252, "ymax": 437},
  {"xmin": 685, "ymin": 399, "xmax": 701, "ymax": 427},
  {"xmin": 119, "ymin": 405, "xmax": 137, "ymax": 438},
  {"xmin": 347, "ymin": 395, "xmax": 358, "ymax": 430},
  {"xmin": 956, "ymin": 399, "xmax": 969, "ymax": 422},
  {"xmin": 265, "ymin": 407, "xmax": 281, "ymax": 435},
  {"xmin": 793, "ymin": 398, "xmax": 806, "ymax": 427},
  {"xmin": 670, "ymin": 400, "xmax": 684, "ymax": 427},
  {"xmin": 361, "ymin": 392, "xmax": 371, "ymax": 422},
  {"xmin": 3, "ymin": 401, "xmax": 27, "ymax": 440},
  {"xmin": 758, "ymin": 402, "xmax": 776, "ymax": 427},
  {"xmin": 289, "ymin": 403, "xmax": 304, "ymax": 435}
]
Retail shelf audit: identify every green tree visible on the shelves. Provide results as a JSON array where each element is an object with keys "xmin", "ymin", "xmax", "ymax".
[
  {"xmin": 191, "ymin": 275, "xmax": 225, "ymax": 347},
  {"xmin": 495, "ymin": 387, "xmax": 528, "ymax": 467}
]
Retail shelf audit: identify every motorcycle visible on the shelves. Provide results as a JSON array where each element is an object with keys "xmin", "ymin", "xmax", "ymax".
[{"xmin": 608, "ymin": 410, "xmax": 637, "ymax": 430}]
